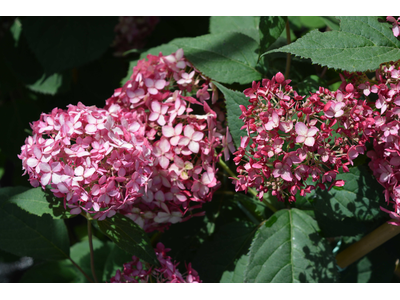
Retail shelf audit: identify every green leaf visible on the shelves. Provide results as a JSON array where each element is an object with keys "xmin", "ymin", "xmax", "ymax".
[
  {"xmin": 220, "ymin": 254, "xmax": 249, "ymax": 283},
  {"xmin": 313, "ymin": 165, "xmax": 386, "ymax": 223},
  {"xmin": 102, "ymin": 243, "xmax": 134, "ymax": 282},
  {"xmin": 298, "ymin": 16, "xmax": 326, "ymax": 29},
  {"xmin": 321, "ymin": 16, "xmax": 340, "ymax": 31},
  {"xmin": 19, "ymin": 260, "xmax": 79, "ymax": 283},
  {"xmin": 97, "ymin": 213, "xmax": 158, "ymax": 266},
  {"xmin": 70, "ymin": 237, "xmax": 112, "ymax": 283},
  {"xmin": 245, "ymin": 209, "xmax": 339, "ymax": 282},
  {"xmin": 210, "ymin": 16, "xmax": 260, "ymax": 42},
  {"xmin": 234, "ymin": 193, "xmax": 269, "ymax": 222},
  {"xmin": 26, "ymin": 71, "xmax": 71, "ymax": 95},
  {"xmin": 193, "ymin": 221, "xmax": 257, "ymax": 283},
  {"xmin": 172, "ymin": 32, "xmax": 262, "ymax": 84},
  {"xmin": 0, "ymin": 187, "xmax": 70, "ymax": 260},
  {"xmin": 8, "ymin": 187, "xmax": 73, "ymax": 219},
  {"xmin": 259, "ymin": 16, "xmax": 287, "ymax": 53},
  {"xmin": 213, "ymin": 81, "xmax": 248, "ymax": 148},
  {"xmin": 21, "ymin": 17, "xmax": 118, "ymax": 73},
  {"xmin": 265, "ymin": 16, "xmax": 400, "ymax": 72}
]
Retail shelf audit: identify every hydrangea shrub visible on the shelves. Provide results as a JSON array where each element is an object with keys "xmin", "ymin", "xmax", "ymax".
[{"xmin": 1, "ymin": 16, "xmax": 400, "ymax": 284}]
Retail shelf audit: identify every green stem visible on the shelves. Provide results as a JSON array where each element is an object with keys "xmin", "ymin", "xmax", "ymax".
[
  {"xmin": 217, "ymin": 157, "xmax": 277, "ymax": 213},
  {"xmin": 87, "ymin": 214, "xmax": 98, "ymax": 283},
  {"xmin": 68, "ymin": 257, "xmax": 94, "ymax": 283},
  {"xmin": 285, "ymin": 19, "xmax": 291, "ymax": 79}
]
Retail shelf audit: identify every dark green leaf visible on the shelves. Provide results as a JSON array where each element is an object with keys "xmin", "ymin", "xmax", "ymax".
[
  {"xmin": 193, "ymin": 221, "xmax": 257, "ymax": 283},
  {"xmin": 321, "ymin": 16, "xmax": 340, "ymax": 31},
  {"xmin": 8, "ymin": 187, "xmax": 73, "ymax": 219},
  {"xmin": 266, "ymin": 16, "xmax": 400, "ymax": 72},
  {"xmin": 21, "ymin": 17, "xmax": 118, "ymax": 73},
  {"xmin": 210, "ymin": 16, "xmax": 260, "ymax": 42},
  {"xmin": 102, "ymin": 243, "xmax": 134, "ymax": 282},
  {"xmin": 70, "ymin": 238, "xmax": 112, "ymax": 283},
  {"xmin": 172, "ymin": 32, "xmax": 262, "ymax": 84},
  {"xmin": 245, "ymin": 209, "xmax": 339, "ymax": 282},
  {"xmin": 213, "ymin": 81, "xmax": 248, "ymax": 148},
  {"xmin": 220, "ymin": 254, "xmax": 249, "ymax": 283},
  {"xmin": 0, "ymin": 187, "xmax": 70, "ymax": 260},
  {"xmin": 313, "ymin": 165, "xmax": 386, "ymax": 222},
  {"xmin": 97, "ymin": 213, "xmax": 158, "ymax": 266},
  {"xmin": 259, "ymin": 16, "xmax": 287, "ymax": 53},
  {"xmin": 19, "ymin": 260, "xmax": 79, "ymax": 283}
]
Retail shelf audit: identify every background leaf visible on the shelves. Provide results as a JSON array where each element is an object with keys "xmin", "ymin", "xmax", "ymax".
[
  {"xmin": 220, "ymin": 254, "xmax": 249, "ymax": 283},
  {"xmin": 97, "ymin": 214, "xmax": 158, "ymax": 266},
  {"xmin": 21, "ymin": 17, "xmax": 118, "ymax": 74},
  {"xmin": 192, "ymin": 221, "xmax": 257, "ymax": 283},
  {"xmin": 266, "ymin": 16, "xmax": 400, "ymax": 72},
  {"xmin": 259, "ymin": 16, "xmax": 287, "ymax": 53},
  {"xmin": 8, "ymin": 187, "xmax": 73, "ymax": 219},
  {"xmin": 101, "ymin": 243, "xmax": 133, "ymax": 282},
  {"xmin": 172, "ymin": 32, "xmax": 262, "ymax": 84},
  {"xmin": 209, "ymin": 16, "xmax": 260, "ymax": 42},
  {"xmin": 213, "ymin": 81, "xmax": 248, "ymax": 148},
  {"xmin": 245, "ymin": 209, "xmax": 339, "ymax": 283},
  {"xmin": 0, "ymin": 187, "xmax": 70, "ymax": 261}
]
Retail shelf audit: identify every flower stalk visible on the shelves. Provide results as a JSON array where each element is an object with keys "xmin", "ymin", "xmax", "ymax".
[
  {"xmin": 335, "ymin": 219, "xmax": 400, "ymax": 269},
  {"xmin": 87, "ymin": 215, "xmax": 98, "ymax": 283}
]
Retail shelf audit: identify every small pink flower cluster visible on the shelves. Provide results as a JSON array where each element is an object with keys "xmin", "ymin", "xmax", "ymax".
[
  {"xmin": 19, "ymin": 49, "xmax": 228, "ymax": 232},
  {"xmin": 358, "ymin": 61, "xmax": 400, "ymax": 225},
  {"xmin": 387, "ymin": 16, "xmax": 400, "ymax": 38},
  {"xmin": 112, "ymin": 16, "xmax": 160, "ymax": 57},
  {"xmin": 233, "ymin": 72, "xmax": 374, "ymax": 202},
  {"xmin": 110, "ymin": 242, "xmax": 201, "ymax": 283}
]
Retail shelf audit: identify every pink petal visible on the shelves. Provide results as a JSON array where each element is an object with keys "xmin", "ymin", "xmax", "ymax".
[
  {"xmin": 184, "ymin": 125, "xmax": 195, "ymax": 138},
  {"xmin": 151, "ymin": 101, "xmax": 161, "ymax": 113},
  {"xmin": 162, "ymin": 126, "xmax": 175, "ymax": 138},
  {"xmin": 188, "ymin": 141, "xmax": 200, "ymax": 153},
  {"xmin": 191, "ymin": 131, "xmax": 204, "ymax": 142},
  {"xmin": 295, "ymin": 122, "xmax": 308, "ymax": 136},
  {"xmin": 304, "ymin": 137, "xmax": 315, "ymax": 147},
  {"xmin": 159, "ymin": 156, "xmax": 169, "ymax": 169},
  {"xmin": 307, "ymin": 126, "xmax": 319, "ymax": 137},
  {"xmin": 41, "ymin": 173, "xmax": 51, "ymax": 186}
]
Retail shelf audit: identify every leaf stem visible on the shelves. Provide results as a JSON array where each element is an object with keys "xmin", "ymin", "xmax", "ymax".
[
  {"xmin": 335, "ymin": 219, "xmax": 400, "ymax": 269},
  {"xmin": 285, "ymin": 19, "xmax": 291, "ymax": 79},
  {"xmin": 87, "ymin": 215, "xmax": 99, "ymax": 283},
  {"xmin": 68, "ymin": 257, "xmax": 94, "ymax": 283}
]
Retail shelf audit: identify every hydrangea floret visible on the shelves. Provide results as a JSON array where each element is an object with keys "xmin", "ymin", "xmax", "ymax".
[{"xmin": 110, "ymin": 242, "xmax": 201, "ymax": 283}]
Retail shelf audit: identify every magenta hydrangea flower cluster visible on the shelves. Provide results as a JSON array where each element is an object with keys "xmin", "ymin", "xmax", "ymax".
[
  {"xmin": 19, "ymin": 49, "xmax": 228, "ymax": 232},
  {"xmin": 110, "ymin": 242, "xmax": 201, "ymax": 283},
  {"xmin": 112, "ymin": 16, "xmax": 160, "ymax": 57},
  {"xmin": 358, "ymin": 61, "xmax": 400, "ymax": 225},
  {"xmin": 233, "ymin": 72, "xmax": 374, "ymax": 203}
]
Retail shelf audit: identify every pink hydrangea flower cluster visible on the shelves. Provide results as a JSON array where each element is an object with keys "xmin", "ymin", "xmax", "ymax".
[
  {"xmin": 104, "ymin": 49, "xmax": 232, "ymax": 231},
  {"xmin": 112, "ymin": 16, "xmax": 159, "ymax": 57},
  {"xmin": 233, "ymin": 72, "xmax": 374, "ymax": 202},
  {"xmin": 110, "ymin": 242, "xmax": 201, "ymax": 283},
  {"xmin": 19, "ymin": 49, "xmax": 229, "ymax": 232},
  {"xmin": 356, "ymin": 60, "xmax": 400, "ymax": 225}
]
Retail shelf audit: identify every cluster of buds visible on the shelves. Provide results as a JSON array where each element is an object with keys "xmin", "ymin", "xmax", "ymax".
[
  {"xmin": 233, "ymin": 72, "xmax": 374, "ymax": 202},
  {"xmin": 19, "ymin": 49, "xmax": 230, "ymax": 232},
  {"xmin": 356, "ymin": 60, "xmax": 400, "ymax": 225},
  {"xmin": 112, "ymin": 16, "xmax": 159, "ymax": 57},
  {"xmin": 110, "ymin": 242, "xmax": 201, "ymax": 283}
]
